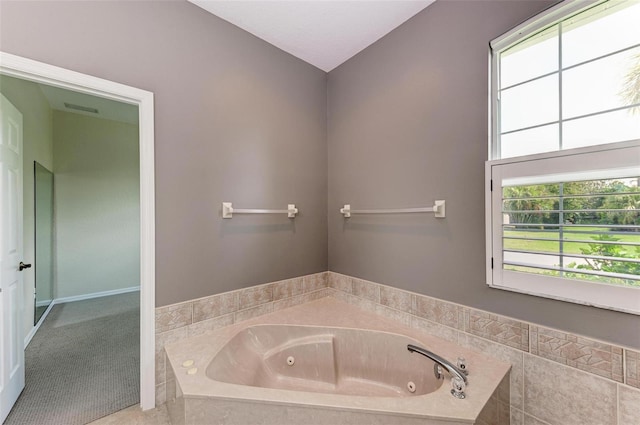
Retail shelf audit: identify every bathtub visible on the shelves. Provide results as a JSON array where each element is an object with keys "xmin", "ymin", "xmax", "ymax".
[{"xmin": 164, "ymin": 297, "xmax": 511, "ymax": 425}]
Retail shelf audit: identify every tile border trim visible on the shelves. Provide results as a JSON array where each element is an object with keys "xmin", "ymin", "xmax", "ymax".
[{"xmin": 326, "ymin": 271, "xmax": 639, "ymax": 391}]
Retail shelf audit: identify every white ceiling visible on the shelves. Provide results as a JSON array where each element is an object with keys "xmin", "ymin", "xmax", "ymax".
[
  {"xmin": 38, "ymin": 84, "xmax": 138, "ymax": 125},
  {"xmin": 188, "ymin": 0, "xmax": 435, "ymax": 72}
]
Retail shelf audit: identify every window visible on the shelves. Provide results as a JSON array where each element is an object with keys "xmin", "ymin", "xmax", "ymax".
[{"xmin": 487, "ymin": 0, "xmax": 640, "ymax": 314}]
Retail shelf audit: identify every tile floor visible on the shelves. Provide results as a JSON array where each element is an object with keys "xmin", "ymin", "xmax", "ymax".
[{"xmin": 88, "ymin": 405, "xmax": 171, "ymax": 425}]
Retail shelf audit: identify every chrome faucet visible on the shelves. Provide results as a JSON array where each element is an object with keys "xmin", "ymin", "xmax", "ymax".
[{"xmin": 407, "ymin": 344, "xmax": 468, "ymax": 398}]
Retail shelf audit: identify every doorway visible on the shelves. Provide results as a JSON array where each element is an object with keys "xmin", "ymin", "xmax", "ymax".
[{"xmin": 0, "ymin": 52, "xmax": 156, "ymax": 420}]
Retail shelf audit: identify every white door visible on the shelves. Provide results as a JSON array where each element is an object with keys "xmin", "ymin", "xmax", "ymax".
[{"xmin": 0, "ymin": 93, "xmax": 24, "ymax": 423}]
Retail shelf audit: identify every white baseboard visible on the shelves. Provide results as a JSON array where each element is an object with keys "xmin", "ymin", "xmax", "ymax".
[
  {"xmin": 24, "ymin": 301, "xmax": 55, "ymax": 348},
  {"xmin": 36, "ymin": 299, "xmax": 53, "ymax": 307},
  {"xmin": 55, "ymin": 286, "xmax": 140, "ymax": 304},
  {"xmin": 23, "ymin": 286, "xmax": 140, "ymax": 348}
]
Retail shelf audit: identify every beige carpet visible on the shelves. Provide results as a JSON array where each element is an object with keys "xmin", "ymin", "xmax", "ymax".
[{"xmin": 4, "ymin": 292, "xmax": 140, "ymax": 425}]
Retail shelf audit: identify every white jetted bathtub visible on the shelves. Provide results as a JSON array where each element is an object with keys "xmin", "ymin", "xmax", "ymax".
[{"xmin": 164, "ymin": 297, "xmax": 511, "ymax": 425}]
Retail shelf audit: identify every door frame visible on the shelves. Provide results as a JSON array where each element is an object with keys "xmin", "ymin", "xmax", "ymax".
[{"xmin": 0, "ymin": 52, "xmax": 156, "ymax": 410}]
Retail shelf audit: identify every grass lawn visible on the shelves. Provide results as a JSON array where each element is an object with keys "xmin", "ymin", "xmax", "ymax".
[{"xmin": 503, "ymin": 227, "xmax": 640, "ymax": 255}]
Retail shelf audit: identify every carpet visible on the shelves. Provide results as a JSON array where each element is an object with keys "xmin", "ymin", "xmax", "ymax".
[{"xmin": 4, "ymin": 292, "xmax": 140, "ymax": 425}]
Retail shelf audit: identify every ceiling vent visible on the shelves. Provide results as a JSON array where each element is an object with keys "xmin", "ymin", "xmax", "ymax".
[{"xmin": 64, "ymin": 102, "xmax": 98, "ymax": 114}]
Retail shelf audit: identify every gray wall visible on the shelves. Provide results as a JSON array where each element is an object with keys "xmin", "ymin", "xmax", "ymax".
[
  {"xmin": 0, "ymin": 0, "xmax": 328, "ymax": 306},
  {"xmin": 53, "ymin": 110, "xmax": 140, "ymax": 299},
  {"xmin": 0, "ymin": 75, "xmax": 53, "ymax": 339},
  {"xmin": 327, "ymin": 0, "xmax": 640, "ymax": 349},
  {"xmin": 3, "ymin": 0, "xmax": 636, "ymax": 348}
]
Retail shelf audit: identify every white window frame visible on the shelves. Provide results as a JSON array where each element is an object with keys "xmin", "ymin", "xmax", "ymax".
[{"xmin": 486, "ymin": 0, "xmax": 640, "ymax": 315}]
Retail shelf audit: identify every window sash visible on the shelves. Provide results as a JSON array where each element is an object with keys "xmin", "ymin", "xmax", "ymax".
[
  {"xmin": 489, "ymin": 0, "xmax": 640, "ymax": 160},
  {"xmin": 487, "ymin": 145, "xmax": 640, "ymax": 315}
]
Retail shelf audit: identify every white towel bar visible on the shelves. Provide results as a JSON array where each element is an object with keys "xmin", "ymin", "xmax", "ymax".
[
  {"xmin": 222, "ymin": 202, "xmax": 298, "ymax": 219},
  {"xmin": 340, "ymin": 200, "xmax": 445, "ymax": 218}
]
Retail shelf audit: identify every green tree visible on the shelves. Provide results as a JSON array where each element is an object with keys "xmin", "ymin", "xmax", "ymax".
[
  {"xmin": 503, "ymin": 184, "xmax": 557, "ymax": 227},
  {"xmin": 567, "ymin": 234, "xmax": 640, "ymax": 287}
]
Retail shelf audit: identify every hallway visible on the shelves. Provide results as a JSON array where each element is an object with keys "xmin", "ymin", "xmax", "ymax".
[{"xmin": 5, "ymin": 292, "xmax": 139, "ymax": 425}]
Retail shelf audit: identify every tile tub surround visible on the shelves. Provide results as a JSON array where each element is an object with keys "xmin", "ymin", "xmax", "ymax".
[
  {"xmin": 326, "ymin": 272, "xmax": 640, "ymax": 425},
  {"xmin": 164, "ymin": 298, "xmax": 511, "ymax": 425},
  {"xmin": 153, "ymin": 270, "xmax": 638, "ymax": 425},
  {"xmin": 154, "ymin": 272, "xmax": 329, "ymax": 404}
]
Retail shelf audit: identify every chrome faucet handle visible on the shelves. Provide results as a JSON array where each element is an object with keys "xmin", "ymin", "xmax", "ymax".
[
  {"xmin": 457, "ymin": 356, "xmax": 468, "ymax": 376},
  {"xmin": 451, "ymin": 376, "xmax": 466, "ymax": 399}
]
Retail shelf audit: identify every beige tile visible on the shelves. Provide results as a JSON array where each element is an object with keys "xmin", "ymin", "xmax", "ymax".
[
  {"xmin": 305, "ymin": 288, "xmax": 329, "ymax": 299},
  {"xmin": 523, "ymin": 414, "xmax": 552, "ymax": 425},
  {"xmin": 155, "ymin": 351, "xmax": 165, "ymax": 385},
  {"xmin": 466, "ymin": 308, "xmax": 529, "ymax": 351},
  {"xmin": 165, "ymin": 351, "xmax": 176, "ymax": 386},
  {"xmin": 411, "ymin": 315, "xmax": 459, "ymax": 344},
  {"xmin": 619, "ymin": 384, "xmax": 640, "ymax": 425},
  {"xmin": 192, "ymin": 292, "xmax": 237, "ymax": 323},
  {"xmin": 155, "ymin": 382, "xmax": 166, "ymax": 406},
  {"xmin": 328, "ymin": 272, "xmax": 353, "ymax": 293},
  {"xmin": 326, "ymin": 287, "xmax": 351, "ymax": 303},
  {"xmin": 413, "ymin": 295, "xmax": 463, "ymax": 330},
  {"xmin": 234, "ymin": 303, "xmax": 274, "ymax": 322},
  {"xmin": 523, "ymin": 353, "xmax": 617, "ymax": 425},
  {"xmin": 155, "ymin": 303, "xmax": 192, "ymax": 333},
  {"xmin": 165, "ymin": 352, "xmax": 179, "ymax": 407},
  {"xmin": 496, "ymin": 373, "xmax": 510, "ymax": 406},
  {"xmin": 379, "ymin": 285, "xmax": 412, "ymax": 312},
  {"xmin": 273, "ymin": 293, "xmax": 308, "ymax": 311},
  {"xmin": 185, "ymin": 398, "xmax": 450, "ymax": 425},
  {"xmin": 352, "ymin": 278, "xmax": 380, "ymax": 302},
  {"xmin": 348, "ymin": 292, "xmax": 379, "ymax": 312},
  {"xmin": 374, "ymin": 304, "xmax": 411, "ymax": 327},
  {"xmin": 166, "ymin": 378, "xmax": 177, "ymax": 405},
  {"xmin": 476, "ymin": 390, "xmax": 509, "ymax": 425},
  {"xmin": 626, "ymin": 349, "xmax": 640, "ymax": 389},
  {"xmin": 476, "ymin": 393, "xmax": 498, "ymax": 425},
  {"xmin": 167, "ymin": 393, "xmax": 185, "ymax": 425},
  {"xmin": 497, "ymin": 401, "xmax": 510, "ymax": 425},
  {"xmin": 272, "ymin": 277, "xmax": 303, "ymax": 300},
  {"xmin": 530, "ymin": 326, "xmax": 623, "ymax": 382},
  {"xmin": 329, "ymin": 290, "xmax": 378, "ymax": 313},
  {"xmin": 458, "ymin": 332, "xmax": 524, "ymax": 409},
  {"xmin": 303, "ymin": 273, "xmax": 326, "ymax": 293},
  {"xmin": 88, "ymin": 404, "xmax": 171, "ymax": 425},
  {"xmin": 238, "ymin": 285, "xmax": 273, "ymax": 309},
  {"xmin": 511, "ymin": 408, "xmax": 525, "ymax": 425},
  {"xmin": 529, "ymin": 326, "xmax": 538, "ymax": 354},
  {"xmin": 274, "ymin": 289, "xmax": 328, "ymax": 311},
  {"xmin": 327, "ymin": 272, "xmax": 336, "ymax": 287},
  {"xmin": 155, "ymin": 327, "xmax": 188, "ymax": 384},
  {"xmin": 187, "ymin": 314, "xmax": 234, "ymax": 337}
]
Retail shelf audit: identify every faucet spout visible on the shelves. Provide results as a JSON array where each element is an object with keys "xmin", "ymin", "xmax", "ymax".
[{"xmin": 407, "ymin": 344, "xmax": 468, "ymax": 385}]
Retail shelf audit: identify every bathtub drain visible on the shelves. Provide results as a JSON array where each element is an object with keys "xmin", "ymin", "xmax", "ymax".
[
  {"xmin": 287, "ymin": 356, "xmax": 295, "ymax": 366},
  {"xmin": 407, "ymin": 381, "xmax": 416, "ymax": 393}
]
